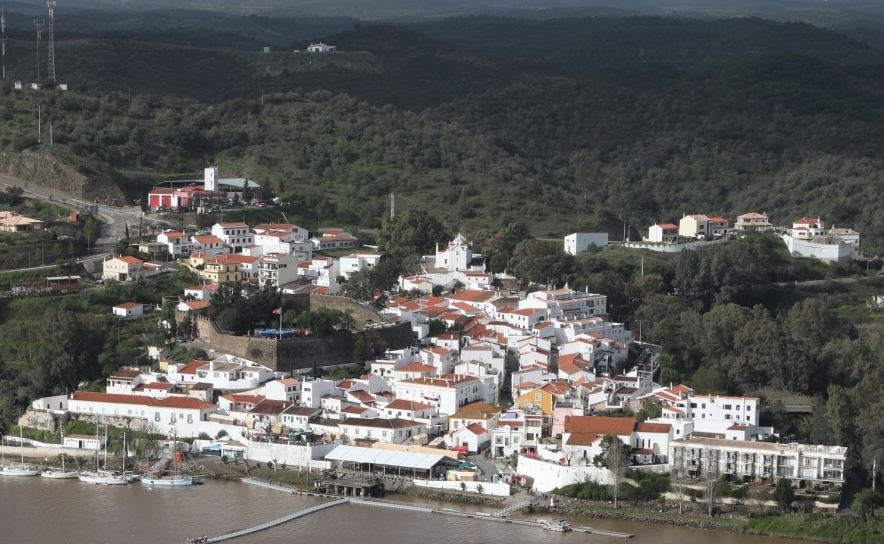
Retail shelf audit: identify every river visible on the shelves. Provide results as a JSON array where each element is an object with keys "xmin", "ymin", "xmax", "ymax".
[{"xmin": 0, "ymin": 477, "xmax": 816, "ymax": 544}]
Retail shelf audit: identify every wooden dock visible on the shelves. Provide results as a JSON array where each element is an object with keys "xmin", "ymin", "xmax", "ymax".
[{"xmin": 199, "ymin": 498, "xmax": 348, "ymax": 543}]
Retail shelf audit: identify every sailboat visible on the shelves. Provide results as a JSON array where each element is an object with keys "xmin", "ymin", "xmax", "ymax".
[
  {"xmin": 78, "ymin": 425, "xmax": 128, "ymax": 485},
  {"xmin": 1, "ymin": 426, "xmax": 39, "ymax": 476},
  {"xmin": 141, "ymin": 434, "xmax": 192, "ymax": 486},
  {"xmin": 41, "ymin": 429, "xmax": 78, "ymax": 479}
]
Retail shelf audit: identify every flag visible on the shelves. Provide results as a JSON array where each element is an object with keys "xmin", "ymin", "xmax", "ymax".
[{"xmin": 272, "ymin": 307, "xmax": 282, "ymax": 315}]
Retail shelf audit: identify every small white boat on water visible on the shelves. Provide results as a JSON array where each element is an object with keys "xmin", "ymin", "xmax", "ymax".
[
  {"xmin": 78, "ymin": 471, "xmax": 130, "ymax": 485},
  {"xmin": 41, "ymin": 430, "xmax": 78, "ymax": 479},
  {"xmin": 0, "ymin": 427, "xmax": 39, "ymax": 476},
  {"xmin": 141, "ymin": 474, "xmax": 193, "ymax": 486},
  {"xmin": 541, "ymin": 519, "xmax": 572, "ymax": 532}
]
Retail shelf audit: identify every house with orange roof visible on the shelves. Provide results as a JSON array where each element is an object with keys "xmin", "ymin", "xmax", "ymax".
[
  {"xmin": 251, "ymin": 222, "xmax": 308, "ymax": 241},
  {"xmin": 394, "ymin": 374, "xmax": 483, "ymax": 416},
  {"xmin": 448, "ymin": 402, "xmax": 503, "ymax": 433},
  {"xmin": 448, "ymin": 422, "xmax": 489, "ymax": 453},
  {"xmin": 265, "ymin": 378, "xmax": 302, "ymax": 404},
  {"xmin": 420, "ymin": 346, "xmax": 454, "ymax": 374},
  {"xmin": 383, "ymin": 398, "xmax": 438, "ymax": 420},
  {"xmin": 514, "ymin": 385, "xmax": 561, "ymax": 417},
  {"xmin": 338, "ymin": 417, "xmax": 426, "ymax": 444},
  {"xmin": 112, "ymin": 302, "xmax": 145, "ymax": 318},
  {"xmin": 490, "ymin": 407, "xmax": 546, "ymax": 457},
  {"xmin": 708, "ymin": 216, "xmax": 730, "ymax": 236},
  {"xmin": 68, "ymin": 391, "xmax": 217, "ymax": 437},
  {"xmin": 0, "ymin": 211, "xmax": 44, "ymax": 232},
  {"xmin": 309, "ymin": 229, "xmax": 358, "ymax": 251},
  {"xmin": 103, "ymin": 255, "xmax": 145, "ymax": 282},
  {"xmin": 183, "ymin": 283, "xmax": 221, "ymax": 301},
  {"xmin": 391, "ymin": 362, "xmax": 439, "ymax": 382},
  {"xmin": 735, "ymin": 212, "xmax": 772, "ymax": 231},
  {"xmin": 647, "ymin": 223, "xmax": 680, "ymax": 243},
  {"xmin": 340, "ymin": 252, "xmax": 382, "ymax": 279},
  {"xmin": 557, "ymin": 353, "xmax": 593, "ymax": 383}
]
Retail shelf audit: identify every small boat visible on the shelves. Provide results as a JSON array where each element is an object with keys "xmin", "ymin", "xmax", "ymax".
[
  {"xmin": 541, "ymin": 519, "xmax": 572, "ymax": 532},
  {"xmin": 0, "ymin": 427, "xmax": 39, "ymax": 476},
  {"xmin": 141, "ymin": 433, "xmax": 193, "ymax": 486},
  {"xmin": 78, "ymin": 425, "xmax": 129, "ymax": 485},
  {"xmin": 41, "ymin": 430, "xmax": 78, "ymax": 479}
]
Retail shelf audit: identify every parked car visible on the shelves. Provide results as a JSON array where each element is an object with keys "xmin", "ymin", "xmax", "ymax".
[{"xmin": 93, "ymin": 280, "xmax": 104, "ymax": 285}]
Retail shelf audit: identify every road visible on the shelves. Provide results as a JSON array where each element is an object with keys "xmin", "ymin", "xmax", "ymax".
[
  {"xmin": 773, "ymin": 276, "xmax": 872, "ymax": 287},
  {"xmin": 0, "ymin": 172, "xmax": 166, "ymax": 263}
]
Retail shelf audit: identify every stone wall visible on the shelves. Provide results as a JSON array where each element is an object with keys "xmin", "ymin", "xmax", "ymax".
[
  {"xmin": 308, "ymin": 294, "xmax": 387, "ymax": 327},
  {"xmin": 20, "ymin": 409, "xmax": 150, "ymax": 433},
  {"xmin": 185, "ymin": 309, "xmax": 412, "ymax": 373}
]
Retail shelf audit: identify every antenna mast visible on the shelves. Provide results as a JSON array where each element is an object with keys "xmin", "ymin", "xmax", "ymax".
[
  {"xmin": 1, "ymin": 9, "xmax": 6, "ymax": 81},
  {"xmin": 47, "ymin": 2, "xmax": 55, "ymax": 82},
  {"xmin": 33, "ymin": 18, "xmax": 43, "ymax": 85}
]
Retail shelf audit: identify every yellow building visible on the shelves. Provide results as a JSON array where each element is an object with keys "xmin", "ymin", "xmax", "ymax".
[
  {"xmin": 184, "ymin": 252, "xmax": 213, "ymax": 270},
  {"xmin": 203, "ymin": 257, "xmax": 241, "ymax": 283},
  {"xmin": 515, "ymin": 386, "xmax": 558, "ymax": 416}
]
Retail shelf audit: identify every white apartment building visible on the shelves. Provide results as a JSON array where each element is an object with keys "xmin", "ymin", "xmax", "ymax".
[
  {"xmin": 301, "ymin": 378, "xmax": 340, "ymax": 408},
  {"xmin": 211, "ymin": 222, "xmax": 254, "ymax": 253},
  {"xmin": 670, "ymin": 436, "xmax": 847, "ymax": 485},
  {"xmin": 257, "ymin": 253, "xmax": 299, "ymax": 287},
  {"xmin": 340, "ymin": 253, "xmax": 382, "ymax": 279},
  {"xmin": 564, "ymin": 233, "xmax": 609, "ymax": 255},
  {"xmin": 255, "ymin": 231, "xmax": 313, "ymax": 260},
  {"xmin": 252, "ymin": 223, "xmax": 308, "ymax": 241},
  {"xmin": 265, "ymin": 378, "xmax": 302, "ymax": 403},
  {"xmin": 309, "ymin": 229, "xmax": 358, "ymax": 251},
  {"xmin": 460, "ymin": 344, "xmax": 505, "ymax": 375},
  {"xmin": 520, "ymin": 289, "xmax": 607, "ymax": 321},
  {"xmin": 553, "ymin": 319, "xmax": 631, "ymax": 345},
  {"xmin": 394, "ymin": 374, "xmax": 483, "ymax": 416},
  {"xmin": 156, "ymin": 231, "xmax": 194, "ymax": 258},
  {"xmin": 454, "ymin": 360, "xmax": 502, "ymax": 406}
]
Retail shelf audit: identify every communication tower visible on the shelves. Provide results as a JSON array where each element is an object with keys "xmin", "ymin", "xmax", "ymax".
[
  {"xmin": 33, "ymin": 18, "xmax": 43, "ymax": 84},
  {"xmin": 47, "ymin": 2, "xmax": 55, "ymax": 82},
  {"xmin": 1, "ymin": 9, "xmax": 6, "ymax": 81}
]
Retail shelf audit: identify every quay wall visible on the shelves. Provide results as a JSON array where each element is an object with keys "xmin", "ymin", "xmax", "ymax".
[{"xmin": 412, "ymin": 479, "xmax": 511, "ymax": 497}]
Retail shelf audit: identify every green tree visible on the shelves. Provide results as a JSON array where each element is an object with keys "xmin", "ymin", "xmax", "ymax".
[
  {"xmin": 33, "ymin": 309, "xmax": 105, "ymax": 394},
  {"xmin": 376, "ymin": 208, "xmax": 449, "ymax": 260},
  {"xmin": 511, "ymin": 239, "xmax": 575, "ymax": 285},
  {"xmin": 352, "ymin": 336, "xmax": 369, "ymax": 365},
  {"xmin": 216, "ymin": 307, "xmax": 249, "ymax": 334},
  {"xmin": 772, "ymin": 478, "xmax": 795, "ymax": 515}
]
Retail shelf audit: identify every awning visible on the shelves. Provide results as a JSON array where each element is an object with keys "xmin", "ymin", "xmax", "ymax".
[{"xmin": 324, "ymin": 445, "xmax": 448, "ymax": 471}]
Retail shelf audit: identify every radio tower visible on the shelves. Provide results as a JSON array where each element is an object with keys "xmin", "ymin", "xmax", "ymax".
[
  {"xmin": 1, "ymin": 9, "xmax": 6, "ymax": 81},
  {"xmin": 33, "ymin": 18, "xmax": 43, "ymax": 84},
  {"xmin": 47, "ymin": 2, "xmax": 56, "ymax": 82}
]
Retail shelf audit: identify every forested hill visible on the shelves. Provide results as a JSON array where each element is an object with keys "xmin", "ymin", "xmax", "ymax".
[{"xmin": 5, "ymin": 17, "xmax": 884, "ymax": 250}]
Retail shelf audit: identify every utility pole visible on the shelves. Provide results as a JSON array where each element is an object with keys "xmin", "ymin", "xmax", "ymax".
[
  {"xmin": 390, "ymin": 193, "xmax": 394, "ymax": 220},
  {"xmin": 38, "ymin": 106, "xmax": 41, "ymax": 143},
  {"xmin": 49, "ymin": 123, "xmax": 52, "ymax": 147}
]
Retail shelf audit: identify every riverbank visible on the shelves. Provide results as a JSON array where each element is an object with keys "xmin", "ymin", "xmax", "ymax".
[{"xmin": 540, "ymin": 502, "xmax": 884, "ymax": 544}]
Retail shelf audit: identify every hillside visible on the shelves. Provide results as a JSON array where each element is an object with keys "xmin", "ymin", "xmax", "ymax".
[{"xmin": 3, "ymin": 19, "xmax": 884, "ymax": 252}]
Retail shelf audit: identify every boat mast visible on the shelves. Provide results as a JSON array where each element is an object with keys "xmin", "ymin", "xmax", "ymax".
[
  {"xmin": 19, "ymin": 425, "xmax": 24, "ymax": 465},
  {"xmin": 121, "ymin": 432, "xmax": 126, "ymax": 472},
  {"xmin": 103, "ymin": 425, "xmax": 108, "ymax": 470},
  {"xmin": 61, "ymin": 428, "xmax": 65, "ymax": 472}
]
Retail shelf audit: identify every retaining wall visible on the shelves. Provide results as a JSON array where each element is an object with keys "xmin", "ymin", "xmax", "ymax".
[{"xmin": 412, "ymin": 479, "xmax": 511, "ymax": 497}]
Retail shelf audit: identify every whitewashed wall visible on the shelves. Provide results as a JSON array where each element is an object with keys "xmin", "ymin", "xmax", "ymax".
[
  {"xmin": 517, "ymin": 455, "xmax": 614, "ymax": 492},
  {"xmin": 412, "ymin": 479, "xmax": 511, "ymax": 497}
]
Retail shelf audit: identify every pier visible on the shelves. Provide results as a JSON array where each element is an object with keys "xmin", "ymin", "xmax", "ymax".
[
  {"xmin": 202, "ymin": 479, "xmax": 634, "ymax": 542},
  {"xmin": 199, "ymin": 498, "xmax": 348, "ymax": 543}
]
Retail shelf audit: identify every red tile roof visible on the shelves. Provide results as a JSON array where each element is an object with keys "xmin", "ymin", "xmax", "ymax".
[
  {"xmin": 635, "ymin": 422, "xmax": 671, "ymax": 433},
  {"xmin": 564, "ymin": 416, "xmax": 636, "ymax": 436},
  {"xmin": 117, "ymin": 256, "xmax": 144, "ymax": 264},
  {"xmin": 566, "ymin": 433, "xmax": 601, "ymax": 446},
  {"xmin": 386, "ymin": 399, "xmax": 434, "ymax": 411},
  {"xmin": 114, "ymin": 302, "xmax": 143, "ymax": 309},
  {"xmin": 72, "ymin": 391, "xmax": 214, "ymax": 409},
  {"xmin": 465, "ymin": 423, "xmax": 487, "ymax": 435}
]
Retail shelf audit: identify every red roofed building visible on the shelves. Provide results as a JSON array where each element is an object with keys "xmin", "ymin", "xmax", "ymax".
[
  {"xmin": 68, "ymin": 391, "xmax": 216, "ymax": 437},
  {"xmin": 648, "ymin": 223, "xmax": 680, "ymax": 243},
  {"xmin": 103, "ymin": 255, "xmax": 145, "ymax": 282}
]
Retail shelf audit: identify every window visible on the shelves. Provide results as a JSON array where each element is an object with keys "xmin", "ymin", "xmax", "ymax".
[
  {"xmin": 746, "ymin": 405, "xmax": 752, "ymax": 411},
  {"xmin": 535, "ymin": 393, "xmax": 542, "ymax": 401},
  {"xmin": 155, "ymin": 412, "xmax": 160, "ymax": 422},
  {"xmin": 702, "ymin": 403, "xmax": 706, "ymax": 409},
  {"xmin": 724, "ymin": 404, "xmax": 732, "ymax": 410},
  {"xmin": 736, "ymin": 406, "xmax": 741, "ymax": 410},
  {"xmin": 690, "ymin": 403, "xmax": 697, "ymax": 408},
  {"xmin": 725, "ymin": 414, "xmax": 731, "ymax": 420}
]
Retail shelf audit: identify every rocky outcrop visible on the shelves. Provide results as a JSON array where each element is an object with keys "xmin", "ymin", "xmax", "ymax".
[{"xmin": 0, "ymin": 151, "xmax": 125, "ymax": 201}]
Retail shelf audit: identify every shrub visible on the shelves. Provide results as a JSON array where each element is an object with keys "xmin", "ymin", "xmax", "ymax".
[
  {"xmin": 476, "ymin": 484, "xmax": 484, "ymax": 494},
  {"xmin": 215, "ymin": 430, "xmax": 228, "ymax": 439},
  {"xmin": 221, "ymin": 455, "xmax": 229, "ymax": 464}
]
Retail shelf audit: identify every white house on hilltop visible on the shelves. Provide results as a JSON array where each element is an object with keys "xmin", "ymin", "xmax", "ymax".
[{"xmin": 564, "ymin": 233, "xmax": 609, "ymax": 255}]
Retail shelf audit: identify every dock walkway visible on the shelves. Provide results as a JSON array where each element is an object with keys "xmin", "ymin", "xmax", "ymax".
[{"xmin": 201, "ymin": 498, "xmax": 348, "ymax": 543}]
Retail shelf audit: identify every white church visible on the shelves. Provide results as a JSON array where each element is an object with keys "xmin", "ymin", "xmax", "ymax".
[{"xmin": 434, "ymin": 234, "xmax": 486, "ymax": 272}]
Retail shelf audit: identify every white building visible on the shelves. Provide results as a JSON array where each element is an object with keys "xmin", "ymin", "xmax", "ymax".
[
  {"xmin": 156, "ymin": 231, "xmax": 194, "ymax": 258},
  {"xmin": 301, "ymin": 378, "xmax": 340, "ymax": 408},
  {"xmin": 564, "ymin": 233, "xmax": 609, "ymax": 255},
  {"xmin": 434, "ymin": 234, "xmax": 485, "ymax": 272},
  {"xmin": 67, "ymin": 391, "xmax": 216, "ymax": 438},
  {"xmin": 265, "ymin": 378, "xmax": 302, "ymax": 404},
  {"xmin": 647, "ymin": 223, "xmax": 679, "ymax": 243},
  {"xmin": 103, "ymin": 256, "xmax": 144, "ymax": 282},
  {"xmin": 183, "ymin": 283, "xmax": 221, "ymax": 301},
  {"xmin": 520, "ymin": 288, "xmax": 607, "ymax": 321},
  {"xmin": 782, "ymin": 217, "xmax": 860, "ymax": 263},
  {"xmin": 167, "ymin": 356, "xmax": 280, "ymax": 390},
  {"xmin": 191, "ymin": 235, "xmax": 228, "ymax": 256},
  {"xmin": 112, "ymin": 302, "xmax": 144, "ymax": 317},
  {"xmin": 255, "ymin": 230, "xmax": 313, "ymax": 260},
  {"xmin": 258, "ymin": 253, "xmax": 299, "ymax": 287},
  {"xmin": 338, "ymin": 417, "xmax": 426, "ymax": 444},
  {"xmin": 340, "ymin": 253, "xmax": 382, "ymax": 279},
  {"xmin": 670, "ymin": 436, "xmax": 847, "ymax": 485},
  {"xmin": 306, "ymin": 43, "xmax": 336, "ymax": 52},
  {"xmin": 309, "ymin": 229, "xmax": 358, "ymax": 251},
  {"xmin": 735, "ymin": 212, "xmax": 773, "ymax": 231},
  {"xmin": 211, "ymin": 222, "xmax": 254, "ymax": 254},
  {"xmin": 394, "ymin": 374, "xmax": 483, "ymax": 416}
]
